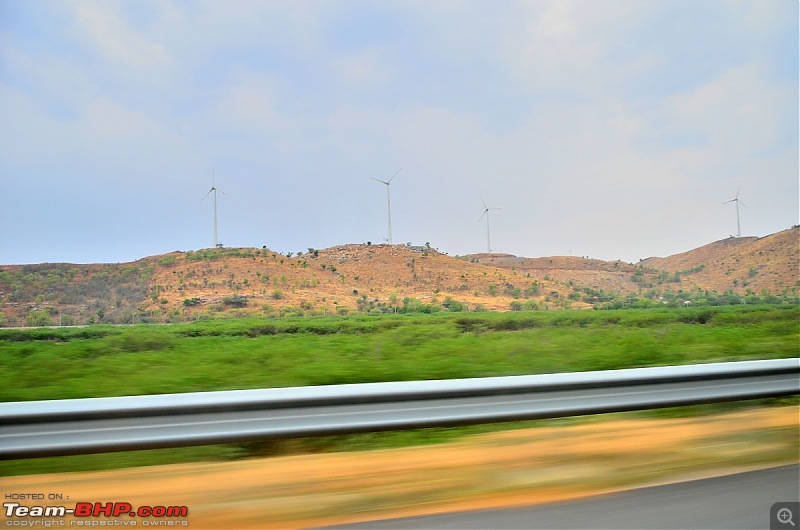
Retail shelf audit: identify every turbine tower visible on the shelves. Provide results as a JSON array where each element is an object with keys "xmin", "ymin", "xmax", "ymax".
[
  {"xmin": 371, "ymin": 168, "xmax": 402, "ymax": 245},
  {"xmin": 479, "ymin": 197, "xmax": 501, "ymax": 253},
  {"xmin": 723, "ymin": 187, "xmax": 747, "ymax": 238},
  {"xmin": 202, "ymin": 167, "xmax": 225, "ymax": 248}
]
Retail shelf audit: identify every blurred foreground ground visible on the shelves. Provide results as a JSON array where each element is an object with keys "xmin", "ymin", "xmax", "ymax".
[{"xmin": 1, "ymin": 406, "xmax": 798, "ymax": 529}]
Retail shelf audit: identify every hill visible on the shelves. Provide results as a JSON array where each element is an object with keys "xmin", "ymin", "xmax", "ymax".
[
  {"xmin": 464, "ymin": 254, "xmax": 640, "ymax": 295},
  {"xmin": 641, "ymin": 228, "xmax": 798, "ymax": 294},
  {"xmin": 0, "ymin": 228, "xmax": 797, "ymax": 326},
  {"xmin": 466, "ymin": 227, "xmax": 799, "ymax": 302}
]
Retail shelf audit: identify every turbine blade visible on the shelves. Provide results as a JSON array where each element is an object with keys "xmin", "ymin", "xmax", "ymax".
[
  {"xmin": 370, "ymin": 177, "xmax": 389, "ymax": 185},
  {"xmin": 202, "ymin": 189, "xmax": 213, "ymax": 201},
  {"xmin": 479, "ymin": 210, "xmax": 487, "ymax": 222},
  {"xmin": 739, "ymin": 200, "xmax": 748, "ymax": 208},
  {"xmin": 480, "ymin": 196, "xmax": 488, "ymax": 210},
  {"xmin": 387, "ymin": 167, "xmax": 403, "ymax": 183},
  {"xmin": 723, "ymin": 199, "xmax": 735, "ymax": 204}
]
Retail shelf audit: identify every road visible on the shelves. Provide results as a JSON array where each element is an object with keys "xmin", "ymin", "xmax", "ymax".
[{"xmin": 327, "ymin": 465, "xmax": 800, "ymax": 529}]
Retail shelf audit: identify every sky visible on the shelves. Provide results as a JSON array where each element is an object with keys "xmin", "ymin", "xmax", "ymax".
[{"xmin": 1, "ymin": 0, "xmax": 797, "ymax": 265}]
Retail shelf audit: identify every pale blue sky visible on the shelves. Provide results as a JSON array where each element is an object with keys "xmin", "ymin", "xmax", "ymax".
[{"xmin": 1, "ymin": 0, "xmax": 797, "ymax": 265}]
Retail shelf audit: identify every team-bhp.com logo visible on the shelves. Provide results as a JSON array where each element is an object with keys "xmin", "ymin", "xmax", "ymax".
[{"xmin": 4, "ymin": 501, "xmax": 189, "ymax": 526}]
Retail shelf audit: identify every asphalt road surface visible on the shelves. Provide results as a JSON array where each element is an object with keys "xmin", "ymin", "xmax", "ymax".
[{"xmin": 326, "ymin": 465, "xmax": 800, "ymax": 529}]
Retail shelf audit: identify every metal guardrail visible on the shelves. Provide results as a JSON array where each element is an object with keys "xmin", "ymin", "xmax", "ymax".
[{"xmin": 1, "ymin": 358, "xmax": 798, "ymax": 459}]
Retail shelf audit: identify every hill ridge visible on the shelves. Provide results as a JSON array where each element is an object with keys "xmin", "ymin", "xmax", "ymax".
[{"xmin": 1, "ymin": 228, "xmax": 797, "ymax": 326}]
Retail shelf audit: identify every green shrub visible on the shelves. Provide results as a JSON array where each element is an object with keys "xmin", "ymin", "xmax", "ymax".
[
  {"xmin": 222, "ymin": 295, "xmax": 248, "ymax": 307},
  {"xmin": 25, "ymin": 310, "xmax": 52, "ymax": 327}
]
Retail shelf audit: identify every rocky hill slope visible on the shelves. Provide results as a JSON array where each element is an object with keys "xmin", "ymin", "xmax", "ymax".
[
  {"xmin": 467, "ymin": 227, "xmax": 798, "ymax": 300},
  {"xmin": 641, "ymin": 228, "xmax": 798, "ymax": 294},
  {"xmin": 1, "ymin": 228, "xmax": 797, "ymax": 326}
]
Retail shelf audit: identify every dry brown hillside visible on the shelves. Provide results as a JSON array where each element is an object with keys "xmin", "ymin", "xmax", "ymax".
[
  {"xmin": 1, "ymin": 227, "xmax": 797, "ymax": 326},
  {"xmin": 466, "ymin": 254, "xmax": 642, "ymax": 296},
  {"xmin": 142, "ymin": 244, "xmax": 571, "ymax": 319},
  {"xmin": 641, "ymin": 227, "xmax": 799, "ymax": 294},
  {"xmin": 468, "ymin": 227, "xmax": 799, "ymax": 298}
]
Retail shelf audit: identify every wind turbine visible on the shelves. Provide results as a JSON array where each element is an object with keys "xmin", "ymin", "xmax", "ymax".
[
  {"xmin": 202, "ymin": 167, "xmax": 225, "ymax": 248},
  {"xmin": 371, "ymin": 168, "xmax": 402, "ymax": 245},
  {"xmin": 723, "ymin": 187, "xmax": 747, "ymax": 238},
  {"xmin": 479, "ymin": 197, "xmax": 501, "ymax": 253}
]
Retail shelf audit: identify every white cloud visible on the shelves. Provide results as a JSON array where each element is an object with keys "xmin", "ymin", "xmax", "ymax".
[
  {"xmin": 69, "ymin": 0, "xmax": 168, "ymax": 69},
  {"xmin": 497, "ymin": 0, "xmax": 650, "ymax": 97},
  {"xmin": 0, "ymin": 38, "xmax": 97, "ymax": 116},
  {"xmin": 85, "ymin": 98, "xmax": 152, "ymax": 138},
  {"xmin": 331, "ymin": 48, "xmax": 393, "ymax": 88},
  {"xmin": 215, "ymin": 75, "xmax": 282, "ymax": 132},
  {"xmin": 170, "ymin": 1, "xmax": 336, "ymax": 57},
  {"xmin": 662, "ymin": 64, "xmax": 791, "ymax": 154}
]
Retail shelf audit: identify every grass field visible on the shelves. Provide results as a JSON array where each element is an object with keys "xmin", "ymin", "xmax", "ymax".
[{"xmin": 1, "ymin": 305, "xmax": 797, "ymax": 475}]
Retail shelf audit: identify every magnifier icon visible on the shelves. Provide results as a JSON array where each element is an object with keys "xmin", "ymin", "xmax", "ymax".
[{"xmin": 778, "ymin": 508, "xmax": 796, "ymax": 527}]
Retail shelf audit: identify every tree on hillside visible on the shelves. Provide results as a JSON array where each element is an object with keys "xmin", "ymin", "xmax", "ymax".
[{"xmin": 26, "ymin": 310, "xmax": 52, "ymax": 327}]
